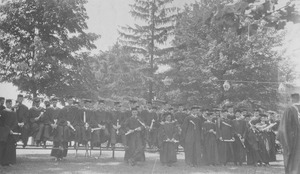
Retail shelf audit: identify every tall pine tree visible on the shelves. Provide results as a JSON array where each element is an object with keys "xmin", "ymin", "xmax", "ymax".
[{"xmin": 119, "ymin": 0, "xmax": 178, "ymax": 102}]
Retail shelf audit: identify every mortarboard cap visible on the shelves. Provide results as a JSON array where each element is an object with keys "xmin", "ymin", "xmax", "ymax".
[
  {"xmin": 5, "ymin": 99, "xmax": 12, "ymax": 103},
  {"xmin": 17, "ymin": 94, "xmax": 24, "ymax": 98},
  {"xmin": 98, "ymin": 99, "xmax": 105, "ymax": 103},
  {"xmin": 152, "ymin": 106, "xmax": 158, "ymax": 110},
  {"xmin": 83, "ymin": 99, "xmax": 92, "ymax": 103},
  {"xmin": 44, "ymin": 100, "xmax": 50, "ymax": 105},
  {"xmin": 259, "ymin": 113, "xmax": 268, "ymax": 117},
  {"xmin": 33, "ymin": 97, "xmax": 40, "ymax": 103},
  {"xmin": 191, "ymin": 105, "xmax": 201, "ymax": 110},
  {"xmin": 131, "ymin": 107, "xmax": 138, "ymax": 111},
  {"xmin": 235, "ymin": 109, "xmax": 241, "ymax": 113},
  {"xmin": 65, "ymin": 95, "xmax": 74, "ymax": 100},
  {"xmin": 129, "ymin": 100, "xmax": 137, "ymax": 104},
  {"xmin": 244, "ymin": 113, "xmax": 252, "ymax": 118},
  {"xmin": 291, "ymin": 93, "xmax": 300, "ymax": 100},
  {"xmin": 0, "ymin": 97, "xmax": 5, "ymax": 100},
  {"xmin": 50, "ymin": 96, "xmax": 59, "ymax": 101},
  {"xmin": 114, "ymin": 101, "xmax": 121, "ymax": 105},
  {"xmin": 212, "ymin": 107, "xmax": 222, "ymax": 112}
]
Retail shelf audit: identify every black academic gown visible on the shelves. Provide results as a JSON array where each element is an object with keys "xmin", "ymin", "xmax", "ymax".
[
  {"xmin": 216, "ymin": 118, "xmax": 234, "ymax": 165},
  {"xmin": 278, "ymin": 105, "xmax": 300, "ymax": 174},
  {"xmin": 16, "ymin": 104, "xmax": 29, "ymax": 147},
  {"xmin": 123, "ymin": 116, "xmax": 146, "ymax": 163},
  {"xmin": 3, "ymin": 109, "xmax": 18, "ymax": 165},
  {"xmin": 232, "ymin": 119, "xmax": 247, "ymax": 164},
  {"xmin": 0, "ymin": 110, "xmax": 11, "ymax": 166},
  {"xmin": 202, "ymin": 121, "xmax": 219, "ymax": 165},
  {"xmin": 158, "ymin": 121, "xmax": 179, "ymax": 165},
  {"xmin": 181, "ymin": 115, "xmax": 204, "ymax": 166}
]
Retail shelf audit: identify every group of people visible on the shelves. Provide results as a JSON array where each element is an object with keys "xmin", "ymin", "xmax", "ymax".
[{"xmin": 0, "ymin": 94, "xmax": 284, "ymax": 168}]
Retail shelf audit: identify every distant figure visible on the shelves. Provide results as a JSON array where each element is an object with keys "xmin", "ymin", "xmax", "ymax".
[{"xmin": 278, "ymin": 93, "xmax": 300, "ymax": 174}]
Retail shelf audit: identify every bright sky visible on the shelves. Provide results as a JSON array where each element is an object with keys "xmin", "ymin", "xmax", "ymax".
[{"xmin": 0, "ymin": 0, "xmax": 299, "ymax": 104}]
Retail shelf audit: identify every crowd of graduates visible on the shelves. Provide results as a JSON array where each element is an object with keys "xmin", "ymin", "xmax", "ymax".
[{"xmin": 0, "ymin": 94, "xmax": 281, "ymax": 168}]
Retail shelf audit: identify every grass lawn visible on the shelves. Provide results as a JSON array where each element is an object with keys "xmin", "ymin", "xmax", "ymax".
[{"xmin": 0, "ymin": 148, "xmax": 284, "ymax": 174}]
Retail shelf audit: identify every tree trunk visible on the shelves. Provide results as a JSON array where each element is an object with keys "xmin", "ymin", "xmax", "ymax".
[{"xmin": 148, "ymin": 0, "xmax": 155, "ymax": 103}]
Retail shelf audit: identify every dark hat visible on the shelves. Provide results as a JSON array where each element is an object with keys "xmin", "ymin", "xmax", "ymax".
[
  {"xmin": 0, "ymin": 97, "xmax": 5, "ymax": 100},
  {"xmin": 163, "ymin": 112, "xmax": 172, "ymax": 117},
  {"xmin": 221, "ymin": 108, "xmax": 227, "ymax": 112},
  {"xmin": 291, "ymin": 93, "xmax": 300, "ymax": 100},
  {"xmin": 259, "ymin": 113, "xmax": 268, "ymax": 117},
  {"xmin": 207, "ymin": 112, "xmax": 214, "ymax": 116},
  {"xmin": 129, "ymin": 100, "xmax": 137, "ymax": 104},
  {"xmin": 131, "ymin": 107, "xmax": 138, "ymax": 111},
  {"xmin": 235, "ymin": 109, "xmax": 241, "ymax": 113},
  {"xmin": 240, "ymin": 107, "xmax": 248, "ymax": 112},
  {"xmin": 83, "ymin": 99, "xmax": 92, "ymax": 103},
  {"xmin": 50, "ymin": 96, "xmax": 59, "ymax": 101},
  {"xmin": 225, "ymin": 104, "xmax": 234, "ymax": 109},
  {"xmin": 114, "ymin": 101, "xmax": 121, "ymax": 105},
  {"xmin": 152, "ymin": 106, "xmax": 158, "ymax": 110},
  {"xmin": 98, "ymin": 99, "xmax": 105, "ymax": 103},
  {"xmin": 254, "ymin": 109, "xmax": 260, "ymax": 112},
  {"xmin": 5, "ymin": 99, "xmax": 12, "ymax": 103},
  {"xmin": 191, "ymin": 105, "xmax": 201, "ymax": 110},
  {"xmin": 267, "ymin": 110, "xmax": 277, "ymax": 115},
  {"xmin": 152, "ymin": 100, "xmax": 166, "ymax": 105},
  {"xmin": 212, "ymin": 107, "xmax": 222, "ymax": 112},
  {"xmin": 244, "ymin": 113, "xmax": 252, "ymax": 118},
  {"xmin": 33, "ymin": 97, "xmax": 40, "ymax": 103},
  {"xmin": 65, "ymin": 95, "xmax": 74, "ymax": 100},
  {"xmin": 168, "ymin": 107, "xmax": 174, "ymax": 111},
  {"xmin": 17, "ymin": 94, "xmax": 24, "ymax": 98}
]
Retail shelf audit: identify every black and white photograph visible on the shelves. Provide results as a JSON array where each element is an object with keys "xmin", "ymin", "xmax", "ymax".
[{"xmin": 0, "ymin": 0, "xmax": 300, "ymax": 173}]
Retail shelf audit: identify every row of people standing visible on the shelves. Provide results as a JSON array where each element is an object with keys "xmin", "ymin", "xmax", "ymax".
[
  {"xmin": 0, "ymin": 94, "xmax": 280, "ymax": 168},
  {"xmin": 176, "ymin": 105, "xmax": 279, "ymax": 167}
]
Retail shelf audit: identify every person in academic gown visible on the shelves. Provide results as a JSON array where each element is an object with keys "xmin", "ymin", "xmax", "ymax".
[
  {"xmin": 110, "ymin": 103, "xmax": 127, "ymax": 147},
  {"xmin": 254, "ymin": 114, "xmax": 270, "ymax": 166},
  {"xmin": 216, "ymin": 110, "xmax": 235, "ymax": 166},
  {"xmin": 28, "ymin": 98, "xmax": 45, "ymax": 145},
  {"xmin": 181, "ymin": 106, "xmax": 204, "ymax": 167},
  {"xmin": 245, "ymin": 119, "xmax": 262, "ymax": 166},
  {"xmin": 158, "ymin": 112, "xmax": 179, "ymax": 166},
  {"xmin": 91, "ymin": 100, "xmax": 110, "ymax": 147},
  {"xmin": 232, "ymin": 109, "xmax": 247, "ymax": 165},
  {"xmin": 0, "ymin": 97, "xmax": 5, "ymax": 111},
  {"xmin": 49, "ymin": 97, "xmax": 64, "ymax": 161},
  {"xmin": 202, "ymin": 112, "xmax": 219, "ymax": 165},
  {"xmin": 278, "ymin": 93, "xmax": 300, "ymax": 174},
  {"xmin": 146, "ymin": 106, "xmax": 160, "ymax": 149},
  {"xmin": 57, "ymin": 96, "xmax": 77, "ymax": 158},
  {"xmin": 41, "ymin": 101, "xmax": 53, "ymax": 144},
  {"xmin": 123, "ymin": 108, "xmax": 146, "ymax": 166},
  {"xmin": 15, "ymin": 94, "xmax": 29, "ymax": 148},
  {"xmin": 2, "ymin": 99, "xmax": 18, "ymax": 165},
  {"xmin": 0, "ymin": 107, "xmax": 10, "ymax": 166},
  {"xmin": 267, "ymin": 111, "xmax": 278, "ymax": 162}
]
